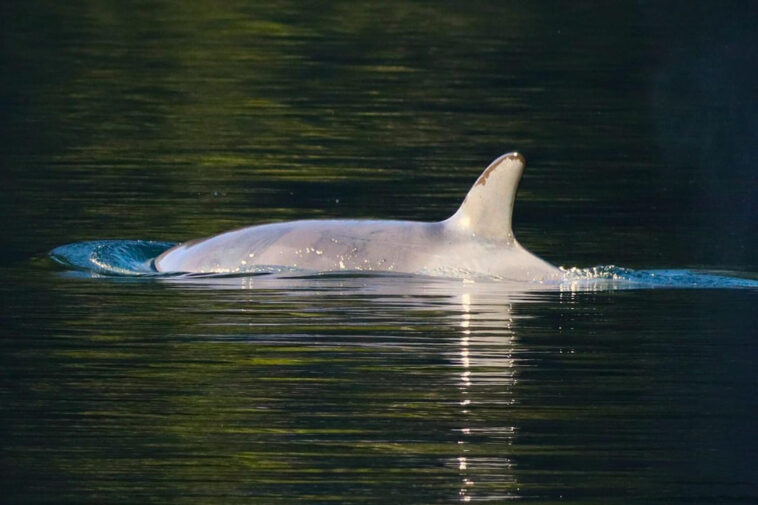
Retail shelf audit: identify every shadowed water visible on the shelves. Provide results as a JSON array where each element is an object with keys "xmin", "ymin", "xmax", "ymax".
[{"xmin": 2, "ymin": 1, "xmax": 757, "ymax": 504}]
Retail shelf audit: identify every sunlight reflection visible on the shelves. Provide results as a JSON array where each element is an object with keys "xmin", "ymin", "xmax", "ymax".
[
  {"xmin": 454, "ymin": 286, "xmax": 519, "ymax": 501},
  {"xmin": 159, "ymin": 273, "xmax": 528, "ymax": 500},
  {"xmin": 458, "ymin": 291, "xmax": 473, "ymax": 501}
]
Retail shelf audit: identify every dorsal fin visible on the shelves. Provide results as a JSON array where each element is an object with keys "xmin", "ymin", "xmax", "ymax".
[{"xmin": 445, "ymin": 152, "xmax": 526, "ymax": 243}]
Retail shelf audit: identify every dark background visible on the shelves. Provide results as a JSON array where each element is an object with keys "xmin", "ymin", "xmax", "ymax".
[{"xmin": 1, "ymin": 1, "xmax": 756, "ymax": 270}]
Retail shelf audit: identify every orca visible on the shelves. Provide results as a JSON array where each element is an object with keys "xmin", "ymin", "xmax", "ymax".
[{"xmin": 154, "ymin": 153, "xmax": 561, "ymax": 282}]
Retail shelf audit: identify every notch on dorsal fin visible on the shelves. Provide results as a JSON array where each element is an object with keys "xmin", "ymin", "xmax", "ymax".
[{"xmin": 445, "ymin": 152, "xmax": 526, "ymax": 243}]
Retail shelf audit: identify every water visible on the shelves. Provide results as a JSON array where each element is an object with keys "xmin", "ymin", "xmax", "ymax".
[{"xmin": 2, "ymin": 2, "xmax": 757, "ymax": 504}]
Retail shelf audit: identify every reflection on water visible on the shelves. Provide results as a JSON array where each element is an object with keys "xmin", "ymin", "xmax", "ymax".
[
  {"xmin": 5, "ymin": 272, "xmax": 534, "ymax": 503},
  {"xmin": 454, "ymin": 290, "xmax": 516, "ymax": 502},
  {"xmin": 4, "ymin": 271, "xmax": 757, "ymax": 503}
]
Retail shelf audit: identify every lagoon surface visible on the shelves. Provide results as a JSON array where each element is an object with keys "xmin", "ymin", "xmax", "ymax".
[{"xmin": 2, "ymin": 2, "xmax": 757, "ymax": 504}]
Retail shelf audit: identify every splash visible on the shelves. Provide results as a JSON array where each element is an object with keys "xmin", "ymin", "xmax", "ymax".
[
  {"xmin": 49, "ymin": 240, "xmax": 301, "ymax": 277},
  {"xmin": 50, "ymin": 240, "xmax": 176, "ymax": 276},
  {"xmin": 48, "ymin": 240, "xmax": 758, "ymax": 289},
  {"xmin": 560, "ymin": 265, "xmax": 758, "ymax": 290}
]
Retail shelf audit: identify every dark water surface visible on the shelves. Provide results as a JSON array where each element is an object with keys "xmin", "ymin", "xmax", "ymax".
[{"xmin": 2, "ymin": 2, "xmax": 757, "ymax": 504}]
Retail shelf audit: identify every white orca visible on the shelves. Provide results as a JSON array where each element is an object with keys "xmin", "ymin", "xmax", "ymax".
[{"xmin": 154, "ymin": 153, "xmax": 562, "ymax": 282}]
